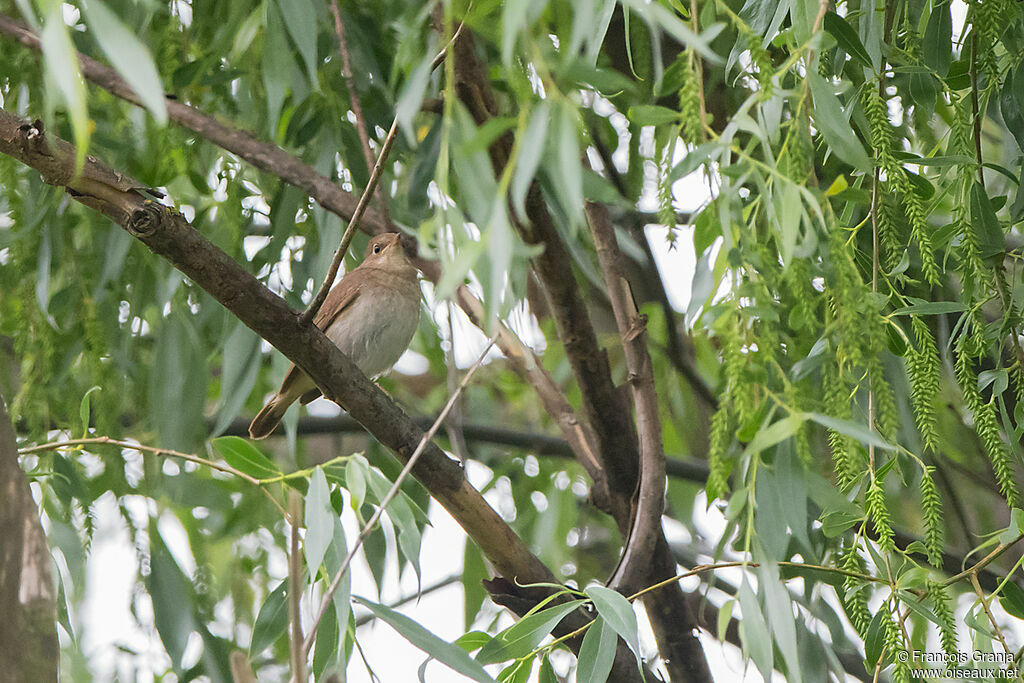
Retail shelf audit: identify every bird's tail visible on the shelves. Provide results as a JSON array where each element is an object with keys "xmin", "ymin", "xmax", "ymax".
[{"xmin": 249, "ymin": 395, "xmax": 289, "ymax": 440}]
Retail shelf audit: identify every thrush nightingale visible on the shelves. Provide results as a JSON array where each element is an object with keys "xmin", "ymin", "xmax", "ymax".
[{"xmin": 248, "ymin": 232, "xmax": 421, "ymax": 439}]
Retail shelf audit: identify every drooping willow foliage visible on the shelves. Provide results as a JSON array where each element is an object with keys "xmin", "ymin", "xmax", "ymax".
[
  {"xmin": 686, "ymin": 0, "xmax": 1024, "ymax": 677},
  {"xmin": 2, "ymin": 0, "xmax": 1024, "ymax": 680}
]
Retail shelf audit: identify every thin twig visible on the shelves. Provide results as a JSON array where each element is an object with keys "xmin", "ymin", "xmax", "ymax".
[
  {"xmin": 970, "ymin": 572, "xmax": 1014, "ymax": 657},
  {"xmin": 354, "ymin": 574, "xmax": 460, "ymax": 627},
  {"xmin": 443, "ymin": 300, "xmax": 469, "ymax": 464},
  {"xmin": 288, "ymin": 491, "xmax": 306, "ymax": 683},
  {"xmin": 942, "ymin": 533, "xmax": 1024, "ymax": 586},
  {"xmin": 301, "ymin": 19, "xmax": 468, "ymax": 325},
  {"xmin": 18, "ymin": 436, "xmax": 290, "ymax": 518},
  {"xmin": 299, "ymin": 115, "xmax": 400, "ymax": 325},
  {"xmin": 301, "ymin": 335, "xmax": 497, "ymax": 656},
  {"xmin": 328, "ymin": 0, "xmax": 392, "ymax": 229}
]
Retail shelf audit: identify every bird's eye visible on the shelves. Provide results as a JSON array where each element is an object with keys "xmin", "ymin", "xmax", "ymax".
[{"xmin": 373, "ymin": 244, "xmax": 382, "ymax": 254}]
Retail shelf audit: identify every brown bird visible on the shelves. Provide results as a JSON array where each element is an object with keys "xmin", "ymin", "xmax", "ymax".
[{"xmin": 248, "ymin": 233, "xmax": 421, "ymax": 439}]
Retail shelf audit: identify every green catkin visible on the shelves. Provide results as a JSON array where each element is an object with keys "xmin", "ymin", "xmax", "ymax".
[
  {"xmin": 927, "ymin": 581, "xmax": 959, "ymax": 661},
  {"xmin": 785, "ymin": 381, "xmax": 812, "ymax": 466},
  {"xmin": 877, "ymin": 196, "xmax": 902, "ymax": 268},
  {"xmin": 869, "ymin": 358, "xmax": 900, "ymax": 439},
  {"xmin": 840, "ymin": 543, "xmax": 872, "ymax": 636},
  {"xmin": 706, "ymin": 404, "xmax": 734, "ymax": 501},
  {"xmin": 657, "ymin": 148, "xmax": 677, "ymax": 237},
  {"xmin": 825, "ymin": 371, "xmax": 859, "ymax": 491},
  {"xmin": 919, "ymin": 466, "xmax": 944, "ymax": 567},
  {"xmin": 883, "ymin": 606, "xmax": 911, "ymax": 683},
  {"xmin": 722, "ymin": 310, "xmax": 754, "ymax": 429},
  {"xmin": 677, "ymin": 51, "xmax": 703, "ymax": 145},
  {"xmin": 862, "ymin": 86, "xmax": 939, "ymax": 285},
  {"xmin": 866, "ymin": 476, "xmax": 895, "ymax": 551},
  {"xmin": 907, "ymin": 317, "xmax": 940, "ymax": 453},
  {"xmin": 955, "ymin": 336, "xmax": 1021, "ymax": 508}
]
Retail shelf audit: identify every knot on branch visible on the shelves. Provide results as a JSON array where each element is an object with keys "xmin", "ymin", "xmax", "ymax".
[
  {"xmin": 625, "ymin": 313, "xmax": 648, "ymax": 343},
  {"xmin": 127, "ymin": 201, "xmax": 165, "ymax": 236}
]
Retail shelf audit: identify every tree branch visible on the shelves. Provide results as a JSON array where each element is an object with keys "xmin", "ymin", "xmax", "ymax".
[
  {"xmin": 0, "ymin": 12, "xmax": 388, "ymax": 233},
  {"xmin": 446, "ymin": 25, "xmax": 641, "ymax": 510},
  {"xmin": 587, "ymin": 202, "xmax": 666, "ymax": 596},
  {"xmin": 442, "ymin": 24, "xmax": 712, "ymax": 682}
]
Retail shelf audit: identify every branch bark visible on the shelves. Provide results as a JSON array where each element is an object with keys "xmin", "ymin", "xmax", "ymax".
[
  {"xmin": 0, "ymin": 389, "xmax": 57, "ymax": 683},
  {"xmin": 0, "ymin": 13, "xmax": 388, "ymax": 234},
  {"xmin": 446, "ymin": 21, "xmax": 640, "ymax": 518},
  {"xmin": 442, "ymin": 24, "xmax": 712, "ymax": 682},
  {"xmin": 0, "ymin": 108, "xmax": 642, "ymax": 681},
  {"xmin": 587, "ymin": 202, "xmax": 666, "ymax": 596}
]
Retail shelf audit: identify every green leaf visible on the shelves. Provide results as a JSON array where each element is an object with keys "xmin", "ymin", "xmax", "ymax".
[
  {"xmin": 539, "ymin": 656, "xmax": 558, "ymax": 683},
  {"xmin": 823, "ymin": 12, "xmax": 873, "ymax": 68},
  {"xmin": 576, "ymin": 616, "xmax": 618, "ymax": 682},
  {"xmin": 863, "ymin": 608, "xmax": 888, "ymax": 667},
  {"xmin": 212, "ymin": 436, "xmax": 281, "ymax": 479},
  {"xmin": 40, "ymin": 5, "xmax": 89, "ymax": 171},
  {"xmin": 742, "ymin": 413, "xmax": 803, "ymax": 458},
  {"xmin": 554, "ymin": 103, "xmax": 584, "ymax": 224},
  {"xmin": 807, "ymin": 72, "xmax": 872, "ymax": 173},
  {"xmin": 923, "ymin": 1, "xmax": 952, "ymax": 76},
  {"xmin": 970, "ymin": 182, "xmax": 1005, "ymax": 259},
  {"xmin": 305, "ymin": 467, "xmax": 334, "ymax": 575},
  {"xmin": 586, "ymin": 586, "xmax": 641, "ymax": 666},
  {"xmin": 250, "ymin": 582, "xmax": 289, "ymax": 656},
  {"xmin": 502, "ymin": 0, "xmax": 544, "ymax": 64},
  {"xmin": 628, "ymin": 104, "xmax": 682, "ymax": 126},
  {"xmin": 512, "ymin": 102, "xmax": 550, "ymax": 220},
  {"xmin": 805, "ymin": 412, "xmax": 895, "ymax": 450},
  {"xmin": 212, "ymin": 322, "xmax": 262, "ymax": 436},
  {"xmin": 455, "ymin": 631, "xmax": 492, "ymax": 652},
  {"xmin": 619, "ymin": 0, "xmax": 723, "ymax": 62},
  {"xmin": 262, "ymin": 0, "xmax": 291, "ymax": 135},
  {"xmin": 477, "ymin": 599, "xmax": 585, "ymax": 664},
  {"xmin": 277, "ymin": 0, "xmax": 318, "ymax": 84},
  {"xmin": 737, "ymin": 578, "xmax": 773, "ymax": 680},
  {"xmin": 311, "ymin": 600, "xmax": 339, "ymax": 677},
  {"xmin": 345, "ymin": 455, "xmax": 367, "ymax": 509},
  {"xmin": 998, "ymin": 581, "xmax": 1024, "ymax": 621},
  {"xmin": 760, "ymin": 563, "xmax": 801, "ymax": 683},
  {"xmin": 352, "ymin": 597, "xmax": 497, "ymax": 682},
  {"xmin": 1000, "ymin": 59, "xmax": 1024, "ymax": 153},
  {"xmin": 147, "ymin": 527, "xmax": 198, "ymax": 667},
  {"xmin": 891, "ymin": 300, "xmax": 966, "ymax": 315},
  {"xmin": 323, "ymin": 518, "xmax": 352, "ymax": 663},
  {"xmin": 79, "ymin": 386, "xmax": 101, "ymax": 436},
  {"xmin": 396, "ymin": 53, "xmax": 432, "ymax": 143},
  {"xmin": 81, "ymin": 0, "xmax": 168, "ymax": 125}
]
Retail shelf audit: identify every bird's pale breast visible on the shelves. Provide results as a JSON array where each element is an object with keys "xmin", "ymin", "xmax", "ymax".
[{"xmin": 324, "ymin": 277, "xmax": 420, "ymax": 379}]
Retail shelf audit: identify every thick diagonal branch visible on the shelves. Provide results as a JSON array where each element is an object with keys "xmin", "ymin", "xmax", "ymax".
[{"xmin": 0, "ymin": 13, "xmax": 388, "ymax": 234}]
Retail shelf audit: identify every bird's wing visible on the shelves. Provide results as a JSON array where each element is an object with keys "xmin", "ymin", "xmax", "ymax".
[
  {"xmin": 278, "ymin": 278, "xmax": 362, "ymax": 399},
  {"xmin": 313, "ymin": 276, "xmax": 362, "ymax": 330}
]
